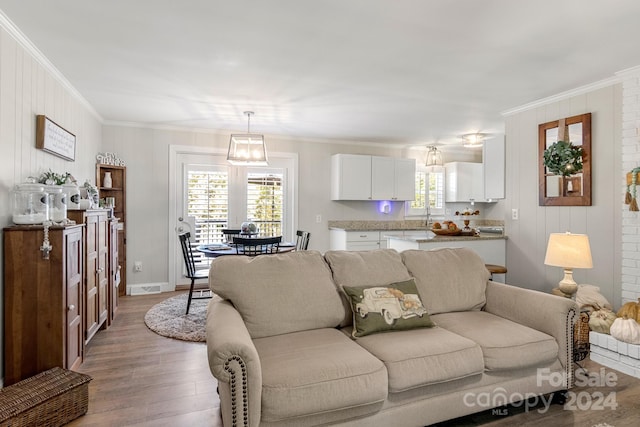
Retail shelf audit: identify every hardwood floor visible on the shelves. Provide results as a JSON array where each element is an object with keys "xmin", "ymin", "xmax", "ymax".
[
  {"xmin": 68, "ymin": 292, "xmax": 640, "ymax": 426},
  {"xmin": 68, "ymin": 292, "xmax": 222, "ymax": 426}
]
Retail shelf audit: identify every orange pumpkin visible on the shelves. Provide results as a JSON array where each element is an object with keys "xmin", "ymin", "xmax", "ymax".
[{"xmin": 616, "ymin": 298, "xmax": 640, "ymax": 322}]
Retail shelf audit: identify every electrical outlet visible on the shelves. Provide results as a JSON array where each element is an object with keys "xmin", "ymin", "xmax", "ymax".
[
  {"xmin": 511, "ymin": 209, "xmax": 519, "ymax": 220},
  {"xmin": 316, "ymin": 214, "xmax": 322, "ymax": 223},
  {"xmin": 445, "ymin": 209, "xmax": 452, "ymax": 215},
  {"xmin": 134, "ymin": 261, "xmax": 143, "ymax": 272}
]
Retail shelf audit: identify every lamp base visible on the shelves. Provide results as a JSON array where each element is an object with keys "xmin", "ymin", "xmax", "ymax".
[{"xmin": 557, "ymin": 269, "xmax": 577, "ymax": 296}]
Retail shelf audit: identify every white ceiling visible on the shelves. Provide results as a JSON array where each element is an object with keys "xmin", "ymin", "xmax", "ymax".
[{"xmin": 1, "ymin": 0, "xmax": 640, "ymax": 147}]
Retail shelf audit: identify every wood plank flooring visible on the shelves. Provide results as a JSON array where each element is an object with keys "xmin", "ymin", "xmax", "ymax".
[
  {"xmin": 68, "ymin": 292, "xmax": 222, "ymax": 426},
  {"xmin": 68, "ymin": 292, "xmax": 640, "ymax": 426}
]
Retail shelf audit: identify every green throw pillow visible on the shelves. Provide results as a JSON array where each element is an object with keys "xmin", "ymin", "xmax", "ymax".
[{"xmin": 342, "ymin": 278, "xmax": 435, "ymax": 338}]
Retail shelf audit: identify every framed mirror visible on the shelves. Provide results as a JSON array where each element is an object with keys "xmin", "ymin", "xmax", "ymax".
[{"xmin": 538, "ymin": 113, "xmax": 591, "ymax": 206}]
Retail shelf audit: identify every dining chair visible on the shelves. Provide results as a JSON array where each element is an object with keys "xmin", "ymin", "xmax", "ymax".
[
  {"xmin": 295, "ymin": 230, "xmax": 311, "ymax": 250},
  {"xmin": 222, "ymin": 228, "xmax": 241, "ymax": 244},
  {"xmin": 178, "ymin": 232, "xmax": 212, "ymax": 314},
  {"xmin": 233, "ymin": 236, "xmax": 282, "ymax": 256}
]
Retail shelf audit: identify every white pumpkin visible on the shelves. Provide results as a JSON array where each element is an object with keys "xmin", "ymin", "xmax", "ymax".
[
  {"xmin": 588, "ymin": 308, "xmax": 616, "ymax": 334},
  {"xmin": 610, "ymin": 317, "xmax": 640, "ymax": 344}
]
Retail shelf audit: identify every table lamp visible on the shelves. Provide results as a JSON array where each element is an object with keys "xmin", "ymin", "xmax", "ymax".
[{"xmin": 544, "ymin": 232, "xmax": 593, "ymax": 296}]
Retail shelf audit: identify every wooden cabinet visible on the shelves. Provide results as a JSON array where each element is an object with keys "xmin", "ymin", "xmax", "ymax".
[
  {"xmin": 68, "ymin": 209, "xmax": 110, "ymax": 343},
  {"xmin": 3, "ymin": 224, "xmax": 84, "ymax": 385},
  {"xmin": 108, "ymin": 218, "xmax": 121, "ymax": 325},
  {"xmin": 96, "ymin": 164, "xmax": 126, "ymax": 295},
  {"xmin": 445, "ymin": 162, "xmax": 485, "ymax": 203},
  {"xmin": 331, "ymin": 154, "xmax": 416, "ymax": 201}
]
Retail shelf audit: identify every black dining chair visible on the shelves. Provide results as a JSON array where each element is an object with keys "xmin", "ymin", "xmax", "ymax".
[
  {"xmin": 178, "ymin": 232, "xmax": 212, "ymax": 314},
  {"xmin": 222, "ymin": 229, "xmax": 241, "ymax": 244},
  {"xmin": 295, "ymin": 230, "xmax": 311, "ymax": 250},
  {"xmin": 233, "ymin": 236, "xmax": 282, "ymax": 256}
]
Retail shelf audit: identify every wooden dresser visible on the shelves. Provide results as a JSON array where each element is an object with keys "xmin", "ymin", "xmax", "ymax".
[
  {"xmin": 3, "ymin": 224, "xmax": 84, "ymax": 386},
  {"xmin": 67, "ymin": 209, "xmax": 110, "ymax": 343}
]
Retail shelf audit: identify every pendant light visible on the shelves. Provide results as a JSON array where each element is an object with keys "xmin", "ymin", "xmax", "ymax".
[
  {"xmin": 425, "ymin": 146, "xmax": 443, "ymax": 171},
  {"xmin": 227, "ymin": 111, "xmax": 268, "ymax": 165}
]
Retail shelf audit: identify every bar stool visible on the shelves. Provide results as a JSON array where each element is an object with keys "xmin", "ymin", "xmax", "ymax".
[{"xmin": 485, "ymin": 264, "xmax": 507, "ymax": 280}]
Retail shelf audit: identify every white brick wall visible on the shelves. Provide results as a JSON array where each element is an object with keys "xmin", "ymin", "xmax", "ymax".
[
  {"xmin": 620, "ymin": 68, "xmax": 640, "ymax": 304},
  {"xmin": 590, "ymin": 332, "xmax": 640, "ymax": 378}
]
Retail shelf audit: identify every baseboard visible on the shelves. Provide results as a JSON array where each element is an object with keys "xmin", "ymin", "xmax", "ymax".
[{"xmin": 127, "ymin": 282, "xmax": 170, "ymax": 296}]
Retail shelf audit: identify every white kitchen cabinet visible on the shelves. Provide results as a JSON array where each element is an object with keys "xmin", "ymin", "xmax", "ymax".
[
  {"xmin": 331, "ymin": 154, "xmax": 372, "ymax": 200},
  {"xmin": 445, "ymin": 162, "xmax": 484, "ymax": 203},
  {"xmin": 331, "ymin": 154, "xmax": 415, "ymax": 201},
  {"xmin": 329, "ymin": 229, "xmax": 382, "ymax": 250},
  {"xmin": 371, "ymin": 156, "xmax": 416, "ymax": 201},
  {"xmin": 483, "ymin": 137, "xmax": 505, "ymax": 200},
  {"xmin": 330, "ymin": 229, "xmax": 431, "ymax": 250}
]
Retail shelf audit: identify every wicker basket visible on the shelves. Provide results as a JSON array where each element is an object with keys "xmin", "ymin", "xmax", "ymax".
[
  {"xmin": 0, "ymin": 367, "xmax": 92, "ymax": 427},
  {"xmin": 573, "ymin": 311, "xmax": 591, "ymax": 362}
]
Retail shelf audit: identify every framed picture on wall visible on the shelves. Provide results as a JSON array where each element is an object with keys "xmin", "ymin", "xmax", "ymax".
[
  {"xmin": 538, "ymin": 113, "xmax": 591, "ymax": 206},
  {"xmin": 36, "ymin": 115, "xmax": 76, "ymax": 161}
]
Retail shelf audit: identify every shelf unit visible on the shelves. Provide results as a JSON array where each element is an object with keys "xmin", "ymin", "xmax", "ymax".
[{"xmin": 96, "ymin": 164, "xmax": 126, "ymax": 295}]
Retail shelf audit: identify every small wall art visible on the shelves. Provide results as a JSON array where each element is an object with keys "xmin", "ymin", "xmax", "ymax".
[{"xmin": 36, "ymin": 115, "xmax": 76, "ymax": 161}]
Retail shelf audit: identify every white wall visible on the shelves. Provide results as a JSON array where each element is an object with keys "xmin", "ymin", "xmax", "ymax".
[
  {"xmin": 101, "ymin": 125, "xmax": 418, "ymax": 285},
  {"xmin": 0, "ymin": 26, "xmax": 103, "ymax": 381},
  {"xmin": 503, "ymin": 84, "xmax": 622, "ymax": 308}
]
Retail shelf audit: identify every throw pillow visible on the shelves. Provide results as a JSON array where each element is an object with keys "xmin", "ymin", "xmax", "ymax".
[{"xmin": 342, "ymin": 278, "xmax": 435, "ymax": 338}]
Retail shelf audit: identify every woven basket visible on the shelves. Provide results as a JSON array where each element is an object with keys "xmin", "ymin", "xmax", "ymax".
[
  {"xmin": 573, "ymin": 311, "xmax": 591, "ymax": 362},
  {"xmin": 0, "ymin": 367, "xmax": 92, "ymax": 427}
]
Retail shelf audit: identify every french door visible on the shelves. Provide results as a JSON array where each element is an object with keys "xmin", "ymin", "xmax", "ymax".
[{"xmin": 169, "ymin": 146, "xmax": 297, "ymax": 289}]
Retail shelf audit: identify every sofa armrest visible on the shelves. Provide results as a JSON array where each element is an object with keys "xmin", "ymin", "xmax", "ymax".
[
  {"xmin": 207, "ymin": 296, "xmax": 262, "ymax": 427},
  {"xmin": 484, "ymin": 281, "xmax": 578, "ymax": 372}
]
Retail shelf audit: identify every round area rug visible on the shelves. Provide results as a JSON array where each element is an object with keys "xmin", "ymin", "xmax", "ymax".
[{"xmin": 144, "ymin": 293, "xmax": 209, "ymax": 342}]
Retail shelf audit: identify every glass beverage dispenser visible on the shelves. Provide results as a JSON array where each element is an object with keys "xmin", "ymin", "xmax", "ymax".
[{"xmin": 11, "ymin": 183, "xmax": 49, "ymax": 224}]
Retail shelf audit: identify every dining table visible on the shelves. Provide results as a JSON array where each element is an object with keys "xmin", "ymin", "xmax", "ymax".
[{"xmin": 196, "ymin": 241, "xmax": 297, "ymax": 257}]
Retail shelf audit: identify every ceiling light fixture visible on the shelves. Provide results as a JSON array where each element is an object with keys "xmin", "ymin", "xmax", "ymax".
[
  {"xmin": 227, "ymin": 111, "xmax": 268, "ymax": 166},
  {"xmin": 462, "ymin": 133, "xmax": 486, "ymax": 148},
  {"xmin": 425, "ymin": 146, "xmax": 443, "ymax": 171}
]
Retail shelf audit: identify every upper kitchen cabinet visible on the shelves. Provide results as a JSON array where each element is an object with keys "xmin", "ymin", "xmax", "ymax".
[
  {"xmin": 331, "ymin": 154, "xmax": 372, "ymax": 200},
  {"xmin": 331, "ymin": 154, "xmax": 416, "ymax": 201},
  {"xmin": 371, "ymin": 156, "xmax": 416, "ymax": 201},
  {"xmin": 445, "ymin": 162, "xmax": 484, "ymax": 203},
  {"xmin": 483, "ymin": 137, "xmax": 505, "ymax": 200},
  {"xmin": 445, "ymin": 137, "xmax": 505, "ymax": 203}
]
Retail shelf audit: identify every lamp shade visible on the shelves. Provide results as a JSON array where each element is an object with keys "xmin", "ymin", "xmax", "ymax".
[
  {"xmin": 544, "ymin": 232, "xmax": 593, "ymax": 269},
  {"xmin": 227, "ymin": 134, "xmax": 268, "ymax": 166}
]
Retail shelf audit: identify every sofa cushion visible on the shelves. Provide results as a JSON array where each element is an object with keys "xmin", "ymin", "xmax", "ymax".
[
  {"xmin": 209, "ymin": 250, "xmax": 346, "ymax": 338},
  {"xmin": 325, "ymin": 249, "xmax": 413, "ymax": 325},
  {"xmin": 431, "ymin": 311, "xmax": 559, "ymax": 371},
  {"xmin": 253, "ymin": 328, "xmax": 388, "ymax": 422},
  {"xmin": 401, "ymin": 248, "xmax": 490, "ymax": 314},
  {"xmin": 349, "ymin": 326, "xmax": 484, "ymax": 392},
  {"xmin": 343, "ymin": 278, "xmax": 435, "ymax": 337}
]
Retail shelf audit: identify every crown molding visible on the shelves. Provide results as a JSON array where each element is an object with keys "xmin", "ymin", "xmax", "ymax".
[
  {"xmin": 501, "ymin": 74, "xmax": 621, "ymax": 117},
  {"xmin": 0, "ymin": 10, "xmax": 102, "ymax": 122}
]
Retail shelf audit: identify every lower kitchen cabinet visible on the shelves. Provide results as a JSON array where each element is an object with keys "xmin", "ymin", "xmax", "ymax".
[{"xmin": 3, "ymin": 224, "xmax": 84, "ymax": 386}]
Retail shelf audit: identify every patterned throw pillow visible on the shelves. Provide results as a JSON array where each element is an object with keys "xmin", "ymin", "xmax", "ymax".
[{"xmin": 342, "ymin": 279, "xmax": 435, "ymax": 338}]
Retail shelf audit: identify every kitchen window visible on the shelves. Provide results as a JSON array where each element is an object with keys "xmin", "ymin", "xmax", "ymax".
[{"xmin": 405, "ymin": 166, "xmax": 445, "ymax": 216}]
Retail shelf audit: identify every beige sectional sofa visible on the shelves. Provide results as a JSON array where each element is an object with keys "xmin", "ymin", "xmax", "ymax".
[{"xmin": 206, "ymin": 248, "xmax": 577, "ymax": 427}]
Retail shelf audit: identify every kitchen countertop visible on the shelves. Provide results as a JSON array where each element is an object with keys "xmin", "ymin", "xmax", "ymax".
[
  {"xmin": 385, "ymin": 234, "xmax": 507, "ymax": 243},
  {"xmin": 328, "ymin": 219, "xmax": 504, "ymax": 231}
]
